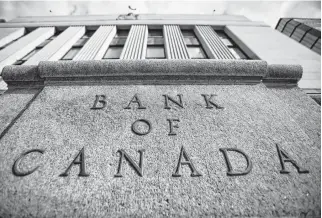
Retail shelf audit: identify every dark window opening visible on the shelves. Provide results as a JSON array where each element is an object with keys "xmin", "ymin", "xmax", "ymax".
[
  {"xmin": 182, "ymin": 29, "xmax": 207, "ymax": 59},
  {"xmin": 146, "ymin": 28, "xmax": 165, "ymax": 59},
  {"xmin": 102, "ymin": 28, "xmax": 129, "ymax": 59},
  {"xmin": 13, "ymin": 48, "xmax": 41, "ymax": 65},
  {"xmin": 148, "ymin": 29, "xmax": 163, "ymax": 37},
  {"xmin": 146, "ymin": 45, "xmax": 165, "ymax": 59},
  {"xmin": 61, "ymin": 29, "xmax": 95, "ymax": 60},
  {"xmin": 215, "ymin": 30, "xmax": 249, "ymax": 60}
]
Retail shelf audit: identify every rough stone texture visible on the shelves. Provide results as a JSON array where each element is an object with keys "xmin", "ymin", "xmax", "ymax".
[
  {"xmin": 263, "ymin": 64, "xmax": 303, "ymax": 87},
  {"xmin": 2, "ymin": 65, "xmax": 40, "ymax": 82},
  {"xmin": 269, "ymin": 87, "xmax": 321, "ymax": 146},
  {"xmin": 0, "ymin": 84, "xmax": 320, "ymax": 217},
  {"xmin": 38, "ymin": 60, "xmax": 268, "ymax": 78},
  {"xmin": 0, "ymin": 88, "xmax": 40, "ymax": 135},
  {"xmin": 265, "ymin": 64, "xmax": 302, "ymax": 80}
]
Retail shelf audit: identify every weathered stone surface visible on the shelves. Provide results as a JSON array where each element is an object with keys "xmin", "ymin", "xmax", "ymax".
[
  {"xmin": 0, "ymin": 84, "xmax": 320, "ymax": 217},
  {"xmin": 0, "ymin": 88, "xmax": 40, "ymax": 136}
]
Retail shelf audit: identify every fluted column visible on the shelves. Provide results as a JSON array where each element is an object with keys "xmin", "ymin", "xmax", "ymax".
[
  {"xmin": 194, "ymin": 26, "xmax": 235, "ymax": 59},
  {"xmin": 163, "ymin": 25, "xmax": 189, "ymax": 59},
  {"xmin": 0, "ymin": 28, "xmax": 25, "ymax": 48},
  {"xmin": 120, "ymin": 25, "xmax": 148, "ymax": 59},
  {"xmin": 0, "ymin": 27, "xmax": 55, "ymax": 73},
  {"xmin": 24, "ymin": 26, "xmax": 85, "ymax": 65},
  {"xmin": 74, "ymin": 26, "xmax": 116, "ymax": 60}
]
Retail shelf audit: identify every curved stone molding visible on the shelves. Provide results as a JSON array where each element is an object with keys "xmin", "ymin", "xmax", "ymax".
[
  {"xmin": 24, "ymin": 26, "xmax": 85, "ymax": 65},
  {"xmin": 35, "ymin": 59, "xmax": 267, "ymax": 85},
  {"xmin": 263, "ymin": 64, "xmax": 303, "ymax": 87},
  {"xmin": 1, "ymin": 65, "xmax": 42, "ymax": 87},
  {"xmin": 0, "ymin": 27, "xmax": 55, "ymax": 74},
  {"xmin": 164, "ymin": 25, "xmax": 189, "ymax": 59},
  {"xmin": 194, "ymin": 26, "xmax": 235, "ymax": 59},
  {"xmin": 0, "ymin": 28, "xmax": 25, "ymax": 48},
  {"xmin": 74, "ymin": 26, "xmax": 116, "ymax": 60},
  {"xmin": 2, "ymin": 60, "xmax": 304, "ymax": 87},
  {"xmin": 120, "ymin": 25, "xmax": 148, "ymax": 59}
]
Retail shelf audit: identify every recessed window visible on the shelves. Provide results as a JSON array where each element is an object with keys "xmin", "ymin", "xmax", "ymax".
[
  {"xmin": 102, "ymin": 28, "xmax": 130, "ymax": 59},
  {"xmin": 103, "ymin": 47, "xmax": 123, "ymax": 59},
  {"xmin": 181, "ymin": 30, "xmax": 196, "ymax": 37},
  {"xmin": 183, "ymin": 37, "xmax": 199, "ymax": 45},
  {"xmin": 147, "ymin": 37, "xmax": 164, "ymax": 45},
  {"xmin": 148, "ymin": 29, "xmax": 163, "ymax": 37},
  {"xmin": 36, "ymin": 39, "xmax": 51, "ymax": 48},
  {"xmin": 60, "ymin": 29, "xmax": 95, "ymax": 60},
  {"xmin": 146, "ymin": 46, "xmax": 165, "ymax": 59},
  {"xmin": 182, "ymin": 29, "xmax": 207, "ymax": 59},
  {"xmin": 82, "ymin": 30, "xmax": 96, "ymax": 38},
  {"xmin": 187, "ymin": 47, "xmax": 207, "ymax": 59},
  {"xmin": 73, "ymin": 38, "xmax": 89, "ymax": 47},
  {"xmin": 61, "ymin": 47, "xmax": 81, "ymax": 60},
  {"xmin": 146, "ymin": 28, "xmax": 165, "ymax": 59},
  {"xmin": 116, "ymin": 29, "xmax": 129, "ymax": 37},
  {"xmin": 110, "ymin": 38, "xmax": 127, "ymax": 46},
  {"xmin": 228, "ymin": 47, "xmax": 247, "ymax": 60},
  {"xmin": 13, "ymin": 48, "xmax": 41, "ymax": 65},
  {"xmin": 216, "ymin": 30, "xmax": 248, "ymax": 60}
]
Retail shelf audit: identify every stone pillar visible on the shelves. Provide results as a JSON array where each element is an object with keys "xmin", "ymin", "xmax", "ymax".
[
  {"xmin": 194, "ymin": 25, "xmax": 235, "ymax": 59},
  {"xmin": 163, "ymin": 25, "xmax": 189, "ymax": 59},
  {"xmin": 120, "ymin": 25, "xmax": 148, "ymax": 59},
  {"xmin": 24, "ymin": 26, "xmax": 85, "ymax": 65},
  {"xmin": 0, "ymin": 27, "xmax": 55, "ymax": 73},
  {"xmin": 0, "ymin": 28, "xmax": 25, "ymax": 48},
  {"xmin": 74, "ymin": 26, "xmax": 116, "ymax": 60}
]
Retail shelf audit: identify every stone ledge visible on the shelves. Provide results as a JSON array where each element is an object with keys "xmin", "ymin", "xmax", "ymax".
[
  {"xmin": 39, "ymin": 59, "xmax": 267, "ymax": 77},
  {"xmin": 263, "ymin": 64, "xmax": 303, "ymax": 87},
  {"xmin": 1, "ymin": 60, "xmax": 303, "ymax": 87},
  {"xmin": 1, "ymin": 65, "xmax": 43, "ymax": 87}
]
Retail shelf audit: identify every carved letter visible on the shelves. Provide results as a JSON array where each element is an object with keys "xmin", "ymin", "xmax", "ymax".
[
  {"xmin": 163, "ymin": 94, "xmax": 184, "ymax": 109},
  {"xmin": 90, "ymin": 95, "xmax": 107, "ymax": 110},
  {"xmin": 59, "ymin": 147, "xmax": 89, "ymax": 177},
  {"xmin": 115, "ymin": 149, "xmax": 145, "ymax": 177},
  {"xmin": 276, "ymin": 144, "xmax": 309, "ymax": 174},
  {"xmin": 12, "ymin": 149, "xmax": 44, "ymax": 177},
  {"xmin": 167, "ymin": 119, "xmax": 180, "ymax": 136},
  {"xmin": 219, "ymin": 148, "xmax": 252, "ymax": 176},
  {"xmin": 201, "ymin": 94, "xmax": 224, "ymax": 109},
  {"xmin": 172, "ymin": 146, "xmax": 202, "ymax": 177},
  {"xmin": 131, "ymin": 119, "xmax": 152, "ymax": 136},
  {"xmin": 124, "ymin": 94, "xmax": 146, "ymax": 109}
]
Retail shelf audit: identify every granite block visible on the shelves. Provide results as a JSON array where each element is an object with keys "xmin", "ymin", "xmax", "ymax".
[
  {"xmin": 38, "ymin": 59, "xmax": 268, "ymax": 78},
  {"xmin": 2, "ymin": 65, "xmax": 40, "ymax": 82},
  {"xmin": 0, "ymin": 88, "xmax": 41, "ymax": 137},
  {"xmin": 0, "ymin": 84, "xmax": 320, "ymax": 217}
]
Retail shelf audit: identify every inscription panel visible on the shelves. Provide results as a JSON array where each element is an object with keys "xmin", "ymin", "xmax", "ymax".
[{"xmin": 0, "ymin": 84, "xmax": 320, "ymax": 217}]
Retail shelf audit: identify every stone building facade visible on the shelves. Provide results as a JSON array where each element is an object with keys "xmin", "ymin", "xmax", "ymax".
[
  {"xmin": 0, "ymin": 14, "xmax": 320, "ymax": 217},
  {"xmin": 0, "ymin": 14, "xmax": 320, "ymax": 90}
]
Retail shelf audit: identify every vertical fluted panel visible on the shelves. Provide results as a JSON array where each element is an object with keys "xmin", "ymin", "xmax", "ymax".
[
  {"xmin": 163, "ymin": 25, "xmax": 189, "ymax": 59},
  {"xmin": 194, "ymin": 26, "xmax": 235, "ymax": 59},
  {"xmin": 74, "ymin": 26, "xmax": 116, "ymax": 60},
  {"xmin": 120, "ymin": 25, "xmax": 148, "ymax": 59},
  {"xmin": 24, "ymin": 26, "xmax": 85, "ymax": 65},
  {"xmin": 0, "ymin": 27, "xmax": 55, "ymax": 73},
  {"xmin": 0, "ymin": 28, "xmax": 25, "ymax": 48}
]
